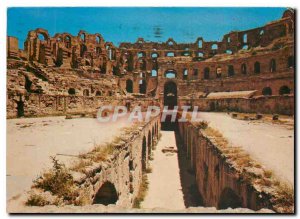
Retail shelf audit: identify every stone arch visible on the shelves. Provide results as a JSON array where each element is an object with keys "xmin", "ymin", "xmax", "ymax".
[
  {"xmin": 36, "ymin": 29, "xmax": 49, "ymax": 41},
  {"xmin": 262, "ymin": 87, "xmax": 272, "ymax": 96},
  {"xmin": 228, "ymin": 65, "xmax": 235, "ymax": 77},
  {"xmin": 183, "ymin": 69, "xmax": 188, "ymax": 80},
  {"xmin": 79, "ymin": 31, "xmax": 86, "ymax": 42},
  {"xmin": 218, "ymin": 187, "xmax": 242, "ymax": 209},
  {"xmin": 126, "ymin": 79, "xmax": 133, "ymax": 93},
  {"xmin": 151, "ymin": 69, "xmax": 157, "ymax": 77},
  {"xmin": 95, "ymin": 34, "xmax": 103, "ymax": 44},
  {"xmin": 241, "ymin": 63, "xmax": 247, "ymax": 74},
  {"xmin": 288, "ymin": 56, "xmax": 294, "ymax": 68},
  {"xmin": 16, "ymin": 99, "xmax": 24, "ymax": 117},
  {"xmin": 211, "ymin": 44, "xmax": 218, "ymax": 50},
  {"xmin": 80, "ymin": 44, "xmax": 87, "ymax": 57},
  {"xmin": 83, "ymin": 89, "xmax": 90, "ymax": 96},
  {"xmin": 164, "ymin": 80, "xmax": 177, "ymax": 109},
  {"xmin": 204, "ymin": 67, "xmax": 210, "ymax": 79},
  {"xmin": 254, "ymin": 61, "xmax": 261, "ymax": 74},
  {"xmin": 68, "ymin": 88, "xmax": 76, "ymax": 95},
  {"xmin": 142, "ymin": 136, "xmax": 147, "ymax": 171},
  {"xmin": 270, "ymin": 59, "xmax": 276, "ymax": 72},
  {"xmin": 64, "ymin": 35, "xmax": 72, "ymax": 48},
  {"xmin": 93, "ymin": 181, "xmax": 118, "ymax": 205},
  {"xmin": 139, "ymin": 79, "xmax": 147, "ymax": 94},
  {"xmin": 279, "ymin": 85, "xmax": 291, "ymax": 95},
  {"xmin": 148, "ymin": 130, "xmax": 152, "ymax": 159},
  {"xmin": 139, "ymin": 59, "xmax": 146, "ymax": 70},
  {"xmin": 95, "ymin": 91, "xmax": 102, "ymax": 96},
  {"xmin": 166, "ymin": 52, "xmax": 175, "ymax": 57},
  {"xmin": 137, "ymin": 51, "xmax": 146, "ymax": 58},
  {"xmin": 151, "ymin": 52, "xmax": 159, "ymax": 58},
  {"xmin": 164, "ymin": 69, "xmax": 177, "ymax": 79}
]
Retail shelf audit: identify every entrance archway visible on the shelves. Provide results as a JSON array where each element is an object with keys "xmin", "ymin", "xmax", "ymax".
[
  {"xmin": 218, "ymin": 187, "xmax": 242, "ymax": 209},
  {"xmin": 126, "ymin": 79, "xmax": 133, "ymax": 93},
  {"xmin": 16, "ymin": 100, "xmax": 24, "ymax": 117},
  {"xmin": 163, "ymin": 81, "xmax": 177, "ymax": 109},
  {"xmin": 93, "ymin": 181, "xmax": 118, "ymax": 205}
]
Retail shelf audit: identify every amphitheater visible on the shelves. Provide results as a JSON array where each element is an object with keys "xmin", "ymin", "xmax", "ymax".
[{"xmin": 7, "ymin": 9, "xmax": 294, "ymax": 213}]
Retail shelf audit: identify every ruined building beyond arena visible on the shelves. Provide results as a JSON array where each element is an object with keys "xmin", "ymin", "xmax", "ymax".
[{"xmin": 7, "ymin": 9, "xmax": 294, "ymax": 118}]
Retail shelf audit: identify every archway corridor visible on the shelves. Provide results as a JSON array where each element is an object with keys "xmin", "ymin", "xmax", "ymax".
[{"xmin": 141, "ymin": 128, "xmax": 203, "ymax": 210}]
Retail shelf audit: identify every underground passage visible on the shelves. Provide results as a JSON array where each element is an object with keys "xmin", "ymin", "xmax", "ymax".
[{"xmin": 93, "ymin": 181, "xmax": 118, "ymax": 205}]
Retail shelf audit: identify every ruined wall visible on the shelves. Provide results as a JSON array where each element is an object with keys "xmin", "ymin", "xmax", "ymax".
[
  {"xmin": 6, "ymin": 93, "xmax": 160, "ymax": 118},
  {"xmin": 179, "ymin": 94, "xmax": 295, "ymax": 115},
  {"xmin": 23, "ymin": 115, "xmax": 161, "ymax": 209},
  {"xmin": 177, "ymin": 121, "xmax": 292, "ymax": 212}
]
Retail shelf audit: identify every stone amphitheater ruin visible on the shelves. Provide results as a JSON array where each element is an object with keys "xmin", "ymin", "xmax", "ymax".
[{"xmin": 7, "ymin": 9, "xmax": 294, "ymax": 213}]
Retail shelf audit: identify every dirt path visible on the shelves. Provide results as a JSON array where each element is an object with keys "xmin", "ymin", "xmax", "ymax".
[{"xmin": 141, "ymin": 130, "xmax": 202, "ymax": 210}]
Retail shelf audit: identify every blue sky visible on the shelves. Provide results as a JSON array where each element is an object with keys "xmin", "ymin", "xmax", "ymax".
[{"xmin": 7, "ymin": 7, "xmax": 286, "ymax": 49}]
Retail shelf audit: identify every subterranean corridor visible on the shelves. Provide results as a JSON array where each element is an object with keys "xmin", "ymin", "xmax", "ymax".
[{"xmin": 93, "ymin": 181, "xmax": 118, "ymax": 205}]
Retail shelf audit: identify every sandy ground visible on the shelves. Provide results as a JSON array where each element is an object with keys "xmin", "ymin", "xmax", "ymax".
[
  {"xmin": 7, "ymin": 116, "xmax": 132, "ymax": 203},
  {"xmin": 195, "ymin": 112, "xmax": 294, "ymax": 186},
  {"xmin": 141, "ymin": 130, "xmax": 202, "ymax": 210}
]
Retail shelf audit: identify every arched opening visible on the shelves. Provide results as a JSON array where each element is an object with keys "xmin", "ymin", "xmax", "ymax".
[
  {"xmin": 254, "ymin": 62, "xmax": 260, "ymax": 74},
  {"xmin": 165, "ymin": 70, "xmax": 176, "ymax": 79},
  {"xmin": 228, "ymin": 65, "xmax": 235, "ymax": 77},
  {"xmin": 164, "ymin": 81, "xmax": 177, "ymax": 109},
  {"xmin": 93, "ymin": 181, "xmax": 118, "ymax": 205},
  {"xmin": 243, "ymin": 34, "xmax": 248, "ymax": 43},
  {"xmin": 218, "ymin": 188, "xmax": 242, "ymax": 209},
  {"xmin": 270, "ymin": 59, "xmax": 276, "ymax": 72},
  {"xmin": 37, "ymin": 33, "xmax": 47, "ymax": 41},
  {"xmin": 198, "ymin": 39, "xmax": 203, "ymax": 48},
  {"xmin": 95, "ymin": 91, "xmax": 102, "ymax": 96},
  {"xmin": 279, "ymin": 86, "xmax": 291, "ymax": 95},
  {"xmin": 25, "ymin": 76, "xmax": 32, "ymax": 92},
  {"xmin": 288, "ymin": 56, "xmax": 294, "ymax": 68},
  {"xmin": 151, "ymin": 52, "xmax": 158, "ymax": 58},
  {"xmin": 262, "ymin": 87, "xmax": 272, "ymax": 96},
  {"xmin": 166, "ymin": 52, "xmax": 175, "ymax": 57},
  {"xmin": 83, "ymin": 89, "xmax": 89, "ymax": 96},
  {"xmin": 16, "ymin": 100, "xmax": 24, "ymax": 117},
  {"xmin": 183, "ymin": 69, "xmax": 188, "ymax": 80},
  {"xmin": 204, "ymin": 67, "xmax": 210, "ymax": 79},
  {"xmin": 226, "ymin": 50, "xmax": 233, "ymax": 55},
  {"xmin": 96, "ymin": 47, "xmax": 102, "ymax": 55},
  {"xmin": 80, "ymin": 44, "xmax": 87, "ymax": 57},
  {"xmin": 80, "ymin": 33, "xmax": 86, "ymax": 42},
  {"xmin": 142, "ymin": 136, "xmax": 147, "ymax": 171},
  {"xmin": 137, "ymin": 52, "xmax": 145, "ymax": 58},
  {"xmin": 151, "ymin": 69, "xmax": 157, "ymax": 77},
  {"xmin": 198, "ymin": 52, "xmax": 204, "ymax": 57},
  {"xmin": 65, "ymin": 36, "xmax": 71, "ymax": 48},
  {"xmin": 216, "ymin": 67, "xmax": 222, "ymax": 78},
  {"xmin": 96, "ymin": 35, "xmax": 101, "ymax": 44},
  {"xmin": 241, "ymin": 63, "xmax": 247, "ymax": 74},
  {"xmin": 139, "ymin": 80, "xmax": 146, "ymax": 94},
  {"xmin": 139, "ymin": 59, "xmax": 146, "ymax": 70},
  {"xmin": 68, "ymin": 88, "xmax": 76, "ymax": 95},
  {"xmin": 211, "ymin": 44, "xmax": 218, "ymax": 50},
  {"xmin": 148, "ymin": 131, "xmax": 152, "ymax": 159},
  {"xmin": 126, "ymin": 79, "xmax": 133, "ymax": 93}
]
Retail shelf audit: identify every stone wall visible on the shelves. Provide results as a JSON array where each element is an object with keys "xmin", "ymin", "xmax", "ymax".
[
  {"xmin": 178, "ymin": 121, "xmax": 293, "ymax": 213},
  {"xmin": 6, "ymin": 93, "xmax": 160, "ymax": 118},
  {"xmin": 179, "ymin": 94, "xmax": 294, "ymax": 115},
  {"xmin": 21, "ymin": 115, "xmax": 161, "ymax": 211}
]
